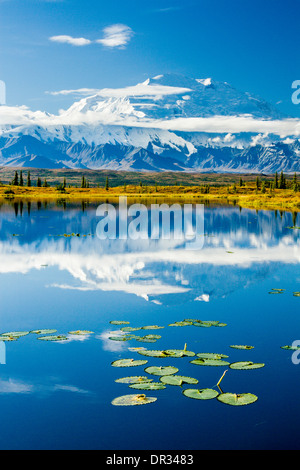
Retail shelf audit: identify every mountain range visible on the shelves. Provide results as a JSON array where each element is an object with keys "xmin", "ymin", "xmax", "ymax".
[{"xmin": 0, "ymin": 73, "xmax": 299, "ymax": 173}]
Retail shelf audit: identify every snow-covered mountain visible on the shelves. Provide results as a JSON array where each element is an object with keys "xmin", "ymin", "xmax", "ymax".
[{"xmin": 0, "ymin": 73, "xmax": 299, "ymax": 172}]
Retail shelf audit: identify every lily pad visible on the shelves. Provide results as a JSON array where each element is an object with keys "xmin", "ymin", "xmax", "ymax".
[
  {"xmin": 120, "ymin": 327, "xmax": 142, "ymax": 332},
  {"xmin": 2, "ymin": 331, "xmax": 29, "ymax": 337},
  {"xmin": 144, "ymin": 366, "xmax": 179, "ymax": 376},
  {"xmin": 229, "ymin": 361, "xmax": 265, "ymax": 370},
  {"xmin": 111, "ymin": 394, "xmax": 157, "ymax": 406},
  {"xmin": 110, "ymin": 321, "xmax": 130, "ymax": 325},
  {"xmin": 111, "ymin": 358, "xmax": 148, "ymax": 367},
  {"xmin": 0, "ymin": 335, "xmax": 18, "ymax": 342},
  {"xmin": 30, "ymin": 329, "xmax": 57, "ymax": 335},
  {"xmin": 230, "ymin": 345, "xmax": 254, "ymax": 350},
  {"xmin": 137, "ymin": 349, "xmax": 184, "ymax": 358},
  {"xmin": 217, "ymin": 392, "xmax": 258, "ymax": 406},
  {"xmin": 129, "ymin": 382, "xmax": 166, "ymax": 390},
  {"xmin": 141, "ymin": 325, "xmax": 164, "ymax": 330},
  {"xmin": 183, "ymin": 388, "xmax": 219, "ymax": 400},
  {"xmin": 115, "ymin": 376, "xmax": 153, "ymax": 384},
  {"xmin": 168, "ymin": 321, "xmax": 193, "ymax": 327},
  {"xmin": 190, "ymin": 358, "xmax": 230, "ymax": 367},
  {"xmin": 37, "ymin": 335, "xmax": 68, "ymax": 342},
  {"xmin": 68, "ymin": 330, "xmax": 94, "ymax": 335},
  {"xmin": 196, "ymin": 353, "xmax": 229, "ymax": 359},
  {"xmin": 293, "ymin": 292, "xmax": 300, "ymax": 297},
  {"xmin": 281, "ymin": 345, "xmax": 300, "ymax": 350},
  {"xmin": 109, "ymin": 336, "xmax": 130, "ymax": 342},
  {"xmin": 160, "ymin": 375, "xmax": 198, "ymax": 386},
  {"xmin": 164, "ymin": 349, "xmax": 195, "ymax": 357}
]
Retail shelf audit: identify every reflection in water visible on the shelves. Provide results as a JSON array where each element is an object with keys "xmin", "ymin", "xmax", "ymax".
[
  {"xmin": 0, "ymin": 201, "xmax": 300, "ymax": 450},
  {"xmin": 0, "ymin": 201, "xmax": 299, "ymax": 303}
]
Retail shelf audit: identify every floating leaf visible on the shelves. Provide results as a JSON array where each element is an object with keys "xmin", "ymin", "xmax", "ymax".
[
  {"xmin": 109, "ymin": 336, "xmax": 130, "ymax": 342},
  {"xmin": 160, "ymin": 375, "xmax": 198, "ymax": 386},
  {"xmin": 128, "ymin": 347, "xmax": 146, "ymax": 352},
  {"xmin": 120, "ymin": 327, "xmax": 142, "ymax": 332},
  {"xmin": 281, "ymin": 345, "xmax": 300, "ymax": 350},
  {"xmin": 163, "ymin": 349, "xmax": 195, "ymax": 357},
  {"xmin": 229, "ymin": 361, "xmax": 265, "ymax": 370},
  {"xmin": 141, "ymin": 325, "xmax": 164, "ymax": 330},
  {"xmin": 2, "ymin": 331, "xmax": 29, "ymax": 338},
  {"xmin": 138, "ymin": 349, "xmax": 183, "ymax": 358},
  {"xmin": 68, "ymin": 330, "xmax": 94, "ymax": 335},
  {"xmin": 111, "ymin": 394, "xmax": 157, "ymax": 406},
  {"xmin": 115, "ymin": 376, "xmax": 153, "ymax": 384},
  {"xmin": 144, "ymin": 366, "xmax": 179, "ymax": 376},
  {"xmin": 0, "ymin": 335, "xmax": 18, "ymax": 342},
  {"xmin": 183, "ymin": 388, "xmax": 219, "ymax": 400},
  {"xmin": 230, "ymin": 345, "xmax": 254, "ymax": 350},
  {"xmin": 168, "ymin": 321, "xmax": 193, "ymax": 327},
  {"xmin": 37, "ymin": 335, "xmax": 68, "ymax": 342},
  {"xmin": 293, "ymin": 292, "xmax": 300, "ymax": 297},
  {"xmin": 196, "ymin": 353, "xmax": 229, "ymax": 359},
  {"xmin": 111, "ymin": 358, "xmax": 148, "ymax": 367},
  {"xmin": 30, "ymin": 329, "xmax": 57, "ymax": 335},
  {"xmin": 217, "ymin": 392, "xmax": 258, "ymax": 406},
  {"xmin": 129, "ymin": 382, "xmax": 166, "ymax": 390},
  {"xmin": 190, "ymin": 358, "xmax": 230, "ymax": 367},
  {"xmin": 110, "ymin": 321, "xmax": 130, "ymax": 325}
]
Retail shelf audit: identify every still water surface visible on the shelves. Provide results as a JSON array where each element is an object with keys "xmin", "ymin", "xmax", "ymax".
[{"xmin": 0, "ymin": 200, "xmax": 299, "ymax": 450}]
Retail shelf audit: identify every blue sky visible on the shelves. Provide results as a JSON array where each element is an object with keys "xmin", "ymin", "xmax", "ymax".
[{"xmin": 0, "ymin": 0, "xmax": 299, "ymax": 116}]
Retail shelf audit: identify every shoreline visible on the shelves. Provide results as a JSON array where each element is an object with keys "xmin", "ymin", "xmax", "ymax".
[{"xmin": 1, "ymin": 185, "xmax": 300, "ymax": 213}]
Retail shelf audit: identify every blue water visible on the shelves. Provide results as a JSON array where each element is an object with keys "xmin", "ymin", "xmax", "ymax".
[{"xmin": 0, "ymin": 200, "xmax": 299, "ymax": 450}]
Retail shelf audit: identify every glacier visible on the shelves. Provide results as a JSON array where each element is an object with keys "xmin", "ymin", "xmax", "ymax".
[{"xmin": 0, "ymin": 73, "xmax": 299, "ymax": 173}]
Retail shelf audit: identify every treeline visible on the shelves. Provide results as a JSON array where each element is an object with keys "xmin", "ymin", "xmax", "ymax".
[
  {"xmin": 10, "ymin": 170, "xmax": 50, "ymax": 188},
  {"xmin": 5, "ymin": 169, "xmax": 300, "ymax": 193}
]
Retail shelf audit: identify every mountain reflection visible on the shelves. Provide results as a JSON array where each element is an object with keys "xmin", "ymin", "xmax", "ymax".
[{"xmin": 0, "ymin": 202, "xmax": 299, "ymax": 303}]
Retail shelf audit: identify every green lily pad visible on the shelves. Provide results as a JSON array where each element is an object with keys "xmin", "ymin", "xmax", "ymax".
[
  {"xmin": 164, "ymin": 349, "xmax": 195, "ymax": 357},
  {"xmin": 37, "ymin": 335, "xmax": 68, "ymax": 342},
  {"xmin": 111, "ymin": 394, "xmax": 157, "ymax": 406},
  {"xmin": 68, "ymin": 330, "xmax": 94, "ymax": 335},
  {"xmin": 115, "ymin": 376, "xmax": 153, "ymax": 384},
  {"xmin": 141, "ymin": 325, "xmax": 164, "ymax": 330},
  {"xmin": 196, "ymin": 353, "xmax": 229, "ymax": 359},
  {"xmin": 160, "ymin": 375, "xmax": 198, "ymax": 386},
  {"xmin": 0, "ymin": 335, "xmax": 18, "ymax": 342},
  {"xmin": 111, "ymin": 358, "xmax": 148, "ymax": 367},
  {"xmin": 110, "ymin": 321, "xmax": 130, "ymax": 325},
  {"xmin": 190, "ymin": 358, "xmax": 230, "ymax": 367},
  {"xmin": 2, "ymin": 331, "xmax": 29, "ymax": 337},
  {"xmin": 129, "ymin": 382, "xmax": 166, "ymax": 390},
  {"xmin": 230, "ymin": 345, "xmax": 254, "ymax": 350},
  {"xmin": 215, "ymin": 323, "xmax": 227, "ymax": 327},
  {"xmin": 120, "ymin": 327, "xmax": 142, "ymax": 332},
  {"xmin": 109, "ymin": 336, "xmax": 130, "ymax": 342},
  {"xmin": 229, "ymin": 361, "xmax": 265, "ymax": 370},
  {"xmin": 144, "ymin": 366, "xmax": 179, "ymax": 376},
  {"xmin": 137, "ymin": 349, "xmax": 184, "ymax": 358},
  {"xmin": 293, "ymin": 292, "xmax": 300, "ymax": 297},
  {"xmin": 217, "ymin": 392, "xmax": 258, "ymax": 406},
  {"xmin": 281, "ymin": 345, "xmax": 300, "ymax": 350},
  {"xmin": 30, "ymin": 329, "xmax": 57, "ymax": 335},
  {"xmin": 183, "ymin": 388, "xmax": 219, "ymax": 400},
  {"xmin": 168, "ymin": 321, "xmax": 193, "ymax": 327},
  {"xmin": 193, "ymin": 322, "xmax": 211, "ymax": 328}
]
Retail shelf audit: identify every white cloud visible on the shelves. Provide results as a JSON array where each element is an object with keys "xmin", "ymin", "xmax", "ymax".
[
  {"xmin": 49, "ymin": 24, "xmax": 134, "ymax": 49},
  {"xmin": 47, "ymin": 81, "xmax": 192, "ymax": 98},
  {"xmin": 49, "ymin": 35, "xmax": 92, "ymax": 46},
  {"xmin": 96, "ymin": 24, "xmax": 134, "ymax": 49}
]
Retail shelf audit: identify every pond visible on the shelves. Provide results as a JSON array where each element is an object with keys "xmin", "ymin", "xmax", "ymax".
[{"xmin": 0, "ymin": 199, "xmax": 299, "ymax": 450}]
